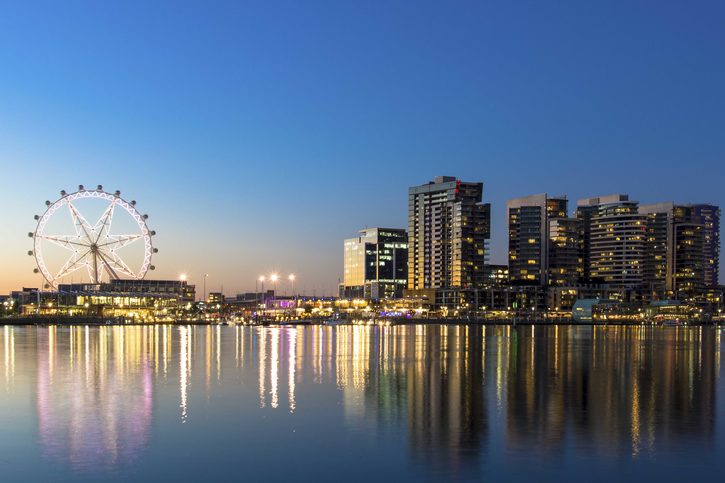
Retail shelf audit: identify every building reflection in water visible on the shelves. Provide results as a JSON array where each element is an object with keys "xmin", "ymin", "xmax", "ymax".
[
  {"xmin": 329, "ymin": 325, "xmax": 489, "ymax": 473},
  {"xmin": 256, "ymin": 327, "xmax": 298, "ymax": 412},
  {"xmin": 505, "ymin": 326, "xmax": 718, "ymax": 458},
  {"xmin": 3, "ymin": 326, "xmax": 15, "ymax": 386},
  {"xmin": 35, "ymin": 326, "xmax": 154, "ymax": 472},
  {"xmin": 0, "ymin": 324, "xmax": 718, "ymax": 475},
  {"xmin": 179, "ymin": 325, "xmax": 190, "ymax": 422}
]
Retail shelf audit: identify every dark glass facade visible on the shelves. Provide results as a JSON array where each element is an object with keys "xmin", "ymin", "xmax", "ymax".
[{"xmin": 342, "ymin": 228, "xmax": 408, "ymax": 300}]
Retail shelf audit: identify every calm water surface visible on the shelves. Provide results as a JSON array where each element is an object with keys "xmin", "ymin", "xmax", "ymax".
[{"xmin": 1, "ymin": 324, "xmax": 723, "ymax": 481}]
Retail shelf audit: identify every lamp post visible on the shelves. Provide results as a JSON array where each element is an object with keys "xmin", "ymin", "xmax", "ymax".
[
  {"xmin": 289, "ymin": 274, "xmax": 296, "ymax": 315},
  {"xmin": 270, "ymin": 274, "xmax": 279, "ymax": 319},
  {"xmin": 258, "ymin": 276, "xmax": 265, "ymax": 308},
  {"xmin": 178, "ymin": 274, "xmax": 187, "ymax": 317}
]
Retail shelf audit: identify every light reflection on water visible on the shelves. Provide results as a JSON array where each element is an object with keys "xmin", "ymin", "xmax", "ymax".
[{"xmin": 0, "ymin": 324, "xmax": 723, "ymax": 481}]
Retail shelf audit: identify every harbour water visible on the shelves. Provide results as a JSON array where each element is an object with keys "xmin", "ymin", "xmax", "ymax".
[{"xmin": 1, "ymin": 324, "xmax": 724, "ymax": 481}]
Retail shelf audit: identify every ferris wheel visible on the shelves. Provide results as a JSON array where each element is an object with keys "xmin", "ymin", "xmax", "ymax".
[{"xmin": 29, "ymin": 185, "xmax": 157, "ymax": 289}]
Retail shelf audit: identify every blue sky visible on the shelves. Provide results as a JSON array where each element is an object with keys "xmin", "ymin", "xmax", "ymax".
[{"xmin": 1, "ymin": 0, "xmax": 724, "ymax": 295}]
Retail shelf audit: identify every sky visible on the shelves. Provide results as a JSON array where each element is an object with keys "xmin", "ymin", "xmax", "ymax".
[{"xmin": 1, "ymin": 0, "xmax": 724, "ymax": 296}]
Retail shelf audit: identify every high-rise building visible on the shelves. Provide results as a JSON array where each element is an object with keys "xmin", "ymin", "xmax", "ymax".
[
  {"xmin": 640, "ymin": 202, "xmax": 709, "ymax": 300},
  {"xmin": 548, "ymin": 217, "xmax": 583, "ymax": 286},
  {"xmin": 575, "ymin": 202, "xmax": 597, "ymax": 283},
  {"xmin": 407, "ymin": 176, "xmax": 490, "ymax": 290},
  {"xmin": 507, "ymin": 194, "xmax": 580, "ymax": 286},
  {"xmin": 342, "ymin": 228, "xmax": 408, "ymax": 300},
  {"xmin": 577, "ymin": 195, "xmax": 646, "ymax": 290},
  {"xmin": 691, "ymin": 204, "xmax": 720, "ymax": 288}
]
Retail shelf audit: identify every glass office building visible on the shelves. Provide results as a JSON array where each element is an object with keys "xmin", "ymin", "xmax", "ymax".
[{"xmin": 342, "ymin": 228, "xmax": 408, "ymax": 300}]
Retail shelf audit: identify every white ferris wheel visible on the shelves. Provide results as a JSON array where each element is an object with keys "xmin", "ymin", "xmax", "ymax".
[{"xmin": 29, "ymin": 185, "xmax": 157, "ymax": 289}]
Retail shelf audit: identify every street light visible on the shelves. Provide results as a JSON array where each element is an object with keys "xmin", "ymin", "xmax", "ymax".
[
  {"xmin": 269, "ymin": 273, "xmax": 279, "ymax": 319},
  {"xmin": 289, "ymin": 274, "xmax": 296, "ymax": 297},
  {"xmin": 177, "ymin": 274, "xmax": 188, "ymax": 315},
  {"xmin": 270, "ymin": 273, "xmax": 279, "ymax": 295},
  {"xmin": 257, "ymin": 276, "xmax": 265, "ymax": 308}
]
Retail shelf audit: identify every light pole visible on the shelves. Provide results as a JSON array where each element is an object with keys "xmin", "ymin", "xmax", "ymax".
[
  {"xmin": 289, "ymin": 274, "xmax": 296, "ymax": 315},
  {"xmin": 270, "ymin": 273, "xmax": 279, "ymax": 319},
  {"xmin": 289, "ymin": 274, "xmax": 296, "ymax": 298},
  {"xmin": 179, "ymin": 274, "xmax": 187, "ymax": 317},
  {"xmin": 270, "ymin": 273, "xmax": 279, "ymax": 296},
  {"xmin": 258, "ymin": 276, "xmax": 265, "ymax": 309},
  {"xmin": 203, "ymin": 273, "xmax": 209, "ymax": 303}
]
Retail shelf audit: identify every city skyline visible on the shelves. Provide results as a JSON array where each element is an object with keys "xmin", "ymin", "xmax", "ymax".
[
  {"xmin": 5, "ymin": 178, "xmax": 721, "ymax": 298},
  {"xmin": 2, "ymin": 1, "xmax": 725, "ymax": 295}
]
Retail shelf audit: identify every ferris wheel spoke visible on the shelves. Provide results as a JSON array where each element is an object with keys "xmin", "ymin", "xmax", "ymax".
[
  {"xmin": 85, "ymin": 263, "xmax": 96, "ymax": 284},
  {"xmin": 67, "ymin": 201, "xmax": 94, "ymax": 242},
  {"xmin": 57, "ymin": 261, "xmax": 90, "ymax": 281},
  {"xmin": 93, "ymin": 200, "xmax": 117, "ymax": 244},
  {"xmin": 38, "ymin": 234, "xmax": 88, "ymax": 250},
  {"xmin": 98, "ymin": 234, "xmax": 143, "ymax": 249},
  {"xmin": 99, "ymin": 249, "xmax": 137, "ymax": 278},
  {"xmin": 55, "ymin": 248, "xmax": 92, "ymax": 281},
  {"xmin": 95, "ymin": 251, "xmax": 122, "ymax": 281}
]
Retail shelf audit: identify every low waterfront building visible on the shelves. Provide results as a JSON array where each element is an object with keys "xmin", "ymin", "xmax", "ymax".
[{"xmin": 16, "ymin": 279, "xmax": 197, "ymax": 320}]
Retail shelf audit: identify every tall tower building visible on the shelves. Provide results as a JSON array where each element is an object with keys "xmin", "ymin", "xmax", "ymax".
[
  {"xmin": 507, "ymin": 194, "xmax": 580, "ymax": 286},
  {"xmin": 548, "ymin": 218, "xmax": 583, "ymax": 286},
  {"xmin": 407, "ymin": 176, "xmax": 490, "ymax": 290},
  {"xmin": 691, "ymin": 204, "xmax": 720, "ymax": 288},
  {"xmin": 342, "ymin": 228, "xmax": 408, "ymax": 300},
  {"xmin": 640, "ymin": 202, "xmax": 712, "ymax": 300},
  {"xmin": 577, "ymin": 195, "xmax": 646, "ymax": 290}
]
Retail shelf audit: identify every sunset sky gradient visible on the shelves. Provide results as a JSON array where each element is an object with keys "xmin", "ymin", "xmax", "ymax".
[{"xmin": 1, "ymin": 0, "xmax": 724, "ymax": 295}]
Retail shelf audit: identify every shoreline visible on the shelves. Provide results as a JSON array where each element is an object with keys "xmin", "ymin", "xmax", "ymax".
[{"xmin": 1, "ymin": 317, "xmax": 721, "ymax": 327}]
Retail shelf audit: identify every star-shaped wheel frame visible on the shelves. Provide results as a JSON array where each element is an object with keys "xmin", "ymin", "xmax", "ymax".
[{"xmin": 32, "ymin": 188, "xmax": 154, "ymax": 288}]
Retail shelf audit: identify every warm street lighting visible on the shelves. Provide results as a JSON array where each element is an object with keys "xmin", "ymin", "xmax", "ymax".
[
  {"xmin": 270, "ymin": 273, "xmax": 279, "ymax": 297},
  {"xmin": 257, "ymin": 276, "xmax": 266, "ymax": 310},
  {"xmin": 289, "ymin": 274, "xmax": 296, "ymax": 298}
]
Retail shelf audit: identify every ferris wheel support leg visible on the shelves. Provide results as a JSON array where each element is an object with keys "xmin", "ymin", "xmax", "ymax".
[{"xmin": 92, "ymin": 251, "xmax": 99, "ymax": 284}]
